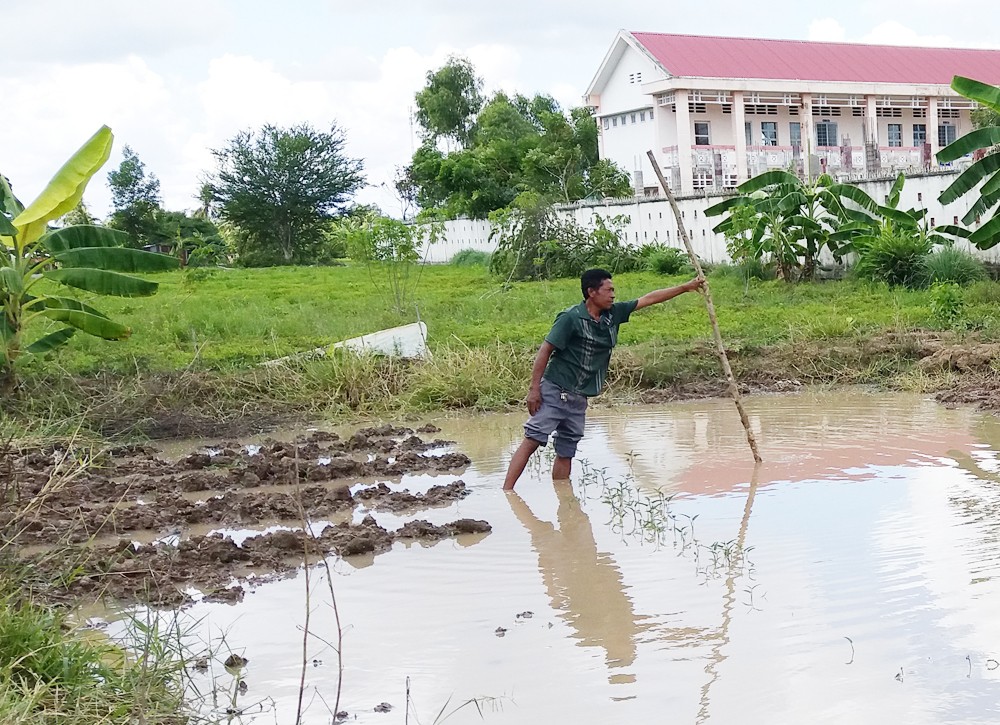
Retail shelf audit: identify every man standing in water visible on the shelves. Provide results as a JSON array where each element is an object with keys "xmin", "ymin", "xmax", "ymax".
[{"xmin": 503, "ymin": 268, "xmax": 703, "ymax": 491}]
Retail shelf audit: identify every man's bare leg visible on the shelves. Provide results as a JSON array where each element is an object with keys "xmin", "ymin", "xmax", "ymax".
[
  {"xmin": 503, "ymin": 438, "xmax": 542, "ymax": 491},
  {"xmin": 552, "ymin": 456, "xmax": 572, "ymax": 481}
]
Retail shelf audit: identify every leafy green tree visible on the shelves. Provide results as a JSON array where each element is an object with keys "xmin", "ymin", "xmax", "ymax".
[
  {"xmin": 414, "ymin": 56, "xmax": 483, "ymax": 148},
  {"xmin": 152, "ymin": 210, "xmax": 228, "ymax": 266},
  {"xmin": 59, "ymin": 200, "xmax": 97, "ymax": 227},
  {"xmin": 209, "ymin": 123, "xmax": 365, "ymax": 266},
  {"xmin": 1, "ymin": 127, "xmax": 179, "ymax": 389},
  {"xmin": 344, "ymin": 213, "xmax": 442, "ymax": 315},
  {"xmin": 405, "ymin": 79, "xmax": 631, "ymax": 218},
  {"xmin": 488, "ymin": 195, "xmax": 640, "ymax": 281},
  {"xmin": 106, "ymin": 145, "xmax": 162, "ymax": 248},
  {"xmin": 938, "ymin": 77, "xmax": 1000, "ymax": 248}
]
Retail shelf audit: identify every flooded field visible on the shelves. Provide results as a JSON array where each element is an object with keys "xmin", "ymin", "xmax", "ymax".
[{"xmin": 100, "ymin": 391, "xmax": 1000, "ymax": 722}]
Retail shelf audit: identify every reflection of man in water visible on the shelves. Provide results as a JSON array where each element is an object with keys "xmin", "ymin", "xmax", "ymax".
[{"xmin": 507, "ymin": 484, "xmax": 648, "ymax": 686}]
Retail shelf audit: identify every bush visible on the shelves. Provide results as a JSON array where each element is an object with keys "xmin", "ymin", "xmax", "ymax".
[
  {"xmin": 488, "ymin": 199, "xmax": 643, "ymax": 281},
  {"xmin": 922, "ymin": 247, "xmax": 987, "ymax": 286},
  {"xmin": 967, "ymin": 280, "xmax": 1000, "ymax": 305},
  {"xmin": 853, "ymin": 229, "xmax": 931, "ymax": 288},
  {"xmin": 645, "ymin": 246, "xmax": 692, "ymax": 275},
  {"xmin": 450, "ymin": 249, "xmax": 492, "ymax": 267},
  {"xmin": 930, "ymin": 281, "xmax": 965, "ymax": 326},
  {"xmin": 709, "ymin": 260, "xmax": 774, "ymax": 282}
]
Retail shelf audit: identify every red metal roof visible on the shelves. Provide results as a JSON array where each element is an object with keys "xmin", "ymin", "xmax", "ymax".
[{"xmin": 631, "ymin": 32, "xmax": 1000, "ymax": 85}]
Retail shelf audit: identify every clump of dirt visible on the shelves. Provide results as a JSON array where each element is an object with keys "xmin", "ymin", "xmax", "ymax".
[
  {"xmin": 1, "ymin": 425, "xmax": 489, "ymax": 608},
  {"xmin": 353, "ymin": 481, "xmax": 470, "ymax": 512},
  {"xmin": 918, "ymin": 344, "xmax": 1000, "ymax": 373}
]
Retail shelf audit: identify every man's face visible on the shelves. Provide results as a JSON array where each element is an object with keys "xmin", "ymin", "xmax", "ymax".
[{"xmin": 589, "ymin": 278, "xmax": 615, "ymax": 310}]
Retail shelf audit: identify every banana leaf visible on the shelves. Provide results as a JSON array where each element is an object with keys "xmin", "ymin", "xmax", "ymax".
[
  {"xmin": 933, "ymin": 225, "xmax": 973, "ymax": 239},
  {"xmin": 26, "ymin": 327, "xmax": 76, "ymax": 354},
  {"xmin": 980, "ymin": 169, "xmax": 1000, "ymax": 198},
  {"xmin": 40, "ymin": 307, "xmax": 130, "ymax": 339},
  {"xmin": 0, "ymin": 214, "xmax": 15, "ymax": 237},
  {"xmin": 938, "ymin": 127, "xmax": 1000, "ymax": 164},
  {"xmin": 961, "ymin": 189, "xmax": 1000, "ymax": 226},
  {"xmin": 55, "ymin": 246, "xmax": 179, "ymax": 273},
  {"xmin": 829, "ymin": 184, "xmax": 880, "ymax": 212},
  {"xmin": 887, "ymin": 173, "xmax": 906, "ymax": 209},
  {"xmin": 705, "ymin": 196, "xmax": 748, "ymax": 217},
  {"xmin": 12, "ymin": 126, "xmax": 114, "ymax": 245},
  {"xmin": 44, "ymin": 268, "xmax": 158, "ymax": 297},
  {"xmin": 952, "ymin": 76, "xmax": 1000, "ymax": 114},
  {"xmin": 39, "ymin": 296, "xmax": 110, "ymax": 319},
  {"xmin": 736, "ymin": 170, "xmax": 800, "ymax": 193},
  {"xmin": 938, "ymin": 154, "xmax": 1000, "ymax": 204},
  {"xmin": 42, "ymin": 225, "xmax": 129, "ymax": 254},
  {"xmin": 969, "ymin": 215, "xmax": 1000, "ymax": 249},
  {"xmin": 0, "ymin": 268, "xmax": 23, "ymax": 295}
]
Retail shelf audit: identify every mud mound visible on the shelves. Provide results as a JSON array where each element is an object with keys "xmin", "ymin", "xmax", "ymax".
[{"xmin": 1, "ymin": 424, "xmax": 489, "ymax": 608}]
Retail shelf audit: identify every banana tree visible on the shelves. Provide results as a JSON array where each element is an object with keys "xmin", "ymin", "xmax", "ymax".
[
  {"xmin": 705, "ymin": 171, "xmax": 852, "ymax": 281},
  {"xmin": 937, "ymin": 76, "xmax": 1000, "ymax": 249},
  {"xmin": 1, "ymin": 126, "xmax": 179, "ymax": 389},
  {"xmin": 830, "ymin": 172, "xmax": 968, "ymax": 254}
]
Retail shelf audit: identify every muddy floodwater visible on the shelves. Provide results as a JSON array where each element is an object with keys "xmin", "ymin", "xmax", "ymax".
[{"xmin": 110, "ymin": 391, "xmax": 1000, "ymax": 723}]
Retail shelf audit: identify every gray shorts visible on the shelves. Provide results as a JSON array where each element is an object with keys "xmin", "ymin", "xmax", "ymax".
[{"xmin": 524, "ymin": 379, "xmax": 589, "ymax": 459}]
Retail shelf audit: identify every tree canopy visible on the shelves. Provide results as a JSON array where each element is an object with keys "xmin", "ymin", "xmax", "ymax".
[
  {"xmin": 402, "ymin": 59, "xmax": 631, "ymax": 219},
  {"xmin": 106, "ymin": 145, "xmax": 162, "ymax": 247},
  {"xmin": 209, "ymin": 122, "xmax": 365, "ymax": 266},
  {"xmin": 414, "ymin": 56, "xmax": 483, "ymax": 148}
]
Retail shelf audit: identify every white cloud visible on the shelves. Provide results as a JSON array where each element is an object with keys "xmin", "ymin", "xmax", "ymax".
[
  {"xmin": 807, "ymin": 18, "xmax": 847, "ymax": 42},
  {"xmin": 6, "ymin": 0, "xmax": 231, "ymax": 63},
  {"xmin": 0, "ymin": 57, "xmax": 178, "ymax": 214},
  {"xmin": 862, "ymin": 21, "xmax": 960, "ymax": 47}
]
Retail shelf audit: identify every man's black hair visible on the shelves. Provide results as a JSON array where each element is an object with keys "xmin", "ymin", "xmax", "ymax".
[{"xmin": 581, "ymin": 268, "xmax": 612, "ymax": 300}]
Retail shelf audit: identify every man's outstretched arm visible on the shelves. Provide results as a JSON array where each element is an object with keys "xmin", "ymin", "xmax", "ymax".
[{"xmin": 635, "ymin": 277, "xmax": 704, "ymax": 310}]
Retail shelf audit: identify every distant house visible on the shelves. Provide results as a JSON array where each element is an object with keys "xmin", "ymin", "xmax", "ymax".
[
  {"xmin": 585, "ymin": 31, "xmax": 1000, "ymax": 195},
  {"xmin": 143, "ymin": 243, "xmax": 187, "ymax": 266}
]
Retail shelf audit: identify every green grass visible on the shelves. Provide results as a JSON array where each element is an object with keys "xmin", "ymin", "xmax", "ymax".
[
  {"xmin": 27, "ymin": 265, "xmax": 947, "ymax": 372},
  {"xmin": 0, "ymin": 576, "xmax": 186, "ymax": 724},
  {"xmin": 7, "ymin": 263, "xmax": 1000, "ymax": 436}
]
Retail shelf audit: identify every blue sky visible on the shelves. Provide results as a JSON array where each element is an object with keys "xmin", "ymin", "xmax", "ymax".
[{"xmin": 3, "ymin": 0, "xmax": 997, "ymax": 217}]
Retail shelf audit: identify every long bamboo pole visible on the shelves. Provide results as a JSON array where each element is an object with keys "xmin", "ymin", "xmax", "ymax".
[{"xmin": 645, "ymin": 150, "xmax": 762, "ymax": 463}]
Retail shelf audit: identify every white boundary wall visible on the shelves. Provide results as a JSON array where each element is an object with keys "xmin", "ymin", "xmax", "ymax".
[{"xmin": 425, "ymin": 170, "xmax": 1000, "ymax": 265}]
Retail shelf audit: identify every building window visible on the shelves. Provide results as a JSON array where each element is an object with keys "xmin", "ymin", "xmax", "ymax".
[
  {"xmin": 816, "ymin": 121, "xmax": 838, "ymax": 147},
  {"xmin": 688, "ymin": 102, "xmax": 707, "ymax": 114},
  {"xmin": 602, "ymin": 118, "xmax": 610, "ymax": 130},
  {"xmin": 812, "ymin": 106, "xmax": 842, "ymax": 117},
  {"xmin": 790, "ymin": 122, "xmax": 802, "ymax": 149},
  {"xmin": 913, "ymin": 124, "xmax": 926, "ymax": 146},
  {"xmin": 631, "ymin": 113, "xmax": 637, "ymax": 124},
  {"xmin": 939, "ymin": 123, "xmax": 957, "ymax": 147},
  {"xmin": 761, "ymin": 122, "xmax": 778, "ymax": 146},
  {"xmin": 612, "ymin": 117, "xmax": 618, "ymax": 127},
  {"xmin": 694, "ymin": 122, "xmax": 710, "ymax": 146},
  {"xmin": 745, "ymin": 121, "xmax": 752, "ymax": 146},
  {"xmin": 620, "ymin": 115, "xmax": 627, "ymax": 125},
  {"xmin": 639, "ymin": 111, "xmax": 646, "ymax": 121},
  {"xmin": 888, "ymin": 123, "xmax": 902, "ymax": 147},
  {"xmin": 939, "ymin": 108, "xmax": 960, "ymax": 119}
]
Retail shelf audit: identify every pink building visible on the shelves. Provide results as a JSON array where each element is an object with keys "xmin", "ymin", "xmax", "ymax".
[{"xmin": 585, "ymin": 31, "xmax": 1000, "ymax": 196}]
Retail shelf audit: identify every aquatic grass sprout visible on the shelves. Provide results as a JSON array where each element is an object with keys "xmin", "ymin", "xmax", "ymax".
[{"xmin": 576, "ymin": 459, "xmax": 755, "ymax": 582}]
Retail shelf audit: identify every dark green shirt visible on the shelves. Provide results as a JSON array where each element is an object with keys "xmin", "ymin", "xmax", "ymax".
[{"xmin": 543, "ymin": 300, "xmax": 638, "ymax": 397}]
